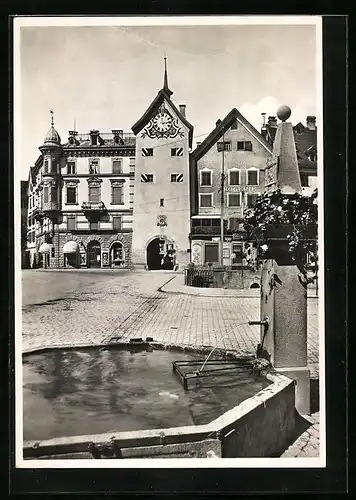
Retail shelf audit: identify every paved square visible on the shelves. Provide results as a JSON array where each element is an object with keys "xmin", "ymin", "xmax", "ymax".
[{"xmin": 21, "ymin": 270, "xmax": 319, "ymax": 378}]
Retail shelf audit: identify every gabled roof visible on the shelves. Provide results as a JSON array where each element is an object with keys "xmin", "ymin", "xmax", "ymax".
[
  {"xmin": 131, "ymin": 89, "xmax": 194, "ymax": 147},
  {"xmin": 191, "ymin": 108, "xmax": 273, "ymax": 161}
]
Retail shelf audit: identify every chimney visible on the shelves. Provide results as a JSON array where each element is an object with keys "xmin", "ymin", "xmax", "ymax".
[
  {"xmin": 267, "ymin": 116, "xmax": 277, "ymax": 127},
  {"xmin": 261, "ymin": 112, "xmax": 267, "ymax": 139},
  {"xmin": 216, "ymin": 119, "xmax": 222, "ymax": 127},
  {"xmin": 306, "ymin": 116, "xmax": 316, "ymax": 130},
  {"xmin": 90, "ymin": 130, "xmax": 100, "ymax": 146},
  {"xmin": 179, "ymin": 104, "xmax": 186, "ymax": 117}
]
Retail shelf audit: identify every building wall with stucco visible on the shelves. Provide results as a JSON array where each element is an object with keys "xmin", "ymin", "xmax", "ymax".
[{"xmin": 131, "ymin": 99, "xmax": 191, "ymax": 268}]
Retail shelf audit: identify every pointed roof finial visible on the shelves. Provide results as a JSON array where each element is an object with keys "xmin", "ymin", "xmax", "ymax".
[
  {"xmin": 50, "ymin": 109, "xmax": 54, "ymax": 127},
  {"xmin": 162, "ymin": 56, "xmax": 173, "ymax": 96}
]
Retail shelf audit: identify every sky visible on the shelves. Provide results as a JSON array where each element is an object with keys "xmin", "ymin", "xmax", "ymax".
[{"xmin": 18, "ymin": 19, "xmax": 318, "ymax": 180}]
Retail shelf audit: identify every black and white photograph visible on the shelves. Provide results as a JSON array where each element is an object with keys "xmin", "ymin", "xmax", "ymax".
[{"xmin": 14, "ymin": 15, "xmax": 326, "ymax": 468}]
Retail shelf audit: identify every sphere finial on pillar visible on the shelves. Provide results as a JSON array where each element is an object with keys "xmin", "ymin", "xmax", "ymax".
[{"xmin": 277, "ymin": 105, "xmax": 291, "ymax": 122}]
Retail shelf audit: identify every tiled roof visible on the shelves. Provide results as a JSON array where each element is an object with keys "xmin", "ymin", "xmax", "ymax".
[
  {"xmin": 62, "ymin": 133, "xmax": 136, "ymax": 149},
  {"xmin": 191, "ymin": 108, "xmax": 273, "ymax": 161}
]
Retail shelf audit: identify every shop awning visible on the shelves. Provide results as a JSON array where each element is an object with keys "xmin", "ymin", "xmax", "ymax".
[
  {"xmin": 63, "ymin": 241, "xmax": 79, "ymax": 254},
  {"xmin": 38, "ymin": 243, "xmax": 51, "ymax": 254}
]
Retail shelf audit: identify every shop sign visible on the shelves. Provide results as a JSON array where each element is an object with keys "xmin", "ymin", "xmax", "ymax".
[{"xmin": 224, "ymin": 185, "xmax": 257, "ymax": 193}]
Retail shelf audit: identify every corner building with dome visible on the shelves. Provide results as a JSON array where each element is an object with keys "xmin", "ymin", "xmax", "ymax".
[{"xmin": 25, "ymin": 115, "xmax": 135, "ymax": 269}]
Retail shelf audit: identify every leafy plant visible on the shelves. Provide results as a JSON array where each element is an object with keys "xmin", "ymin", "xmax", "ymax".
[{"xmin": 243, "ymin": 188, "xmax": 318, "ymax": 283}]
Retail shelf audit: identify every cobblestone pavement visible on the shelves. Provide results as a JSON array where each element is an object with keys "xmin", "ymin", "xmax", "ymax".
[
  {"xmin": 21, "ymin": 269, "xmax": 321, "ymax": 458},
  {"xmin": 21, "ymin": 269, "xmax": 176, "ymax": 352},
  {"xmin": 281, "ymin": 412, "xmax": 320, "ymax": 458}
]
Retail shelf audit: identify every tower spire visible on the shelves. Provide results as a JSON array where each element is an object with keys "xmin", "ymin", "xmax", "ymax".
[
  {"xmin": 50, "ymin": 109, "xmax": 54, "ymax": 127},
  {"xmin": 162, "ymin": 56, "xmax": 173, "ymax": 96}
]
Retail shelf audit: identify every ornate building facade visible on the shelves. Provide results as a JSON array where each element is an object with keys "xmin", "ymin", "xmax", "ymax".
[{"xmin": 25, "ymin": 115, "xmax": 135, "ymax": 269}]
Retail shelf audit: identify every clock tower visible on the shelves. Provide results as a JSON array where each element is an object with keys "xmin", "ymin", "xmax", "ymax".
[{"xmin": 131, "ymin": 59, "xmax": 193, "ymax": 270}]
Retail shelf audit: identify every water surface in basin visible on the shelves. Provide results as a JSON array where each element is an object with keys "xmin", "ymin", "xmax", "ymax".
[{"xmin": 23, "ymin": 347, "xmax": 270, "ymax": 441}]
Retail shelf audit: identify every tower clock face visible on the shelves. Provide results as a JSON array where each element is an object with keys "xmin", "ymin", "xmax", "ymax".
[{"xmin": 153, "ymin": 112, "xmax": 172, "ymax": 133}]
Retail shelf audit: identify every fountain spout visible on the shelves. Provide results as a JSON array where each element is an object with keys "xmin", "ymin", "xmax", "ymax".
[{"xmin": 196, "ymin": 333, "xmax": 235, "ymax": 375}]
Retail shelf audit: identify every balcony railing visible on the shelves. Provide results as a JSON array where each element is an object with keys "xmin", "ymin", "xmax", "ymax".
[{"xmin": 81, "ymin": 201, "xmax": 106, "ymax": 212}]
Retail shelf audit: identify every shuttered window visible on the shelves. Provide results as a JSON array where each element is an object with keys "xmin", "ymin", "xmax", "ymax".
[
  {"xmin": 201, "ymin": 171, "xmax": 212, "ymax": 186},
  {"xmin": 247, "ymin": 170, "xmax": 258, "ymax": 185},
  {"xmin": 66, "ymin": 187, "xmax": 76, "ymax": 204},
  {"xmin": 112, "ymin": 159, "xmax": 122, "ymax": 174},
  {"xmin": 89, "ymin": 186, "xmax": 100, "ymax": 203},
  {"xmin": 112, "ymin": 185, "xmax": 123, "ymax": 204},
  {"xmin": 229, "ymin": 170, "xmax": 240, "ymax": 185},
  {"xmin": 247, "ymin": 194, "xmax": 258, "ymax": 207}
]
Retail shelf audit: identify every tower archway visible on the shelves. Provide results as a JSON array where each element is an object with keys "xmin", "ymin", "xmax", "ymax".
[{"xmin": 146, "ymin": 236, "xmax": 176, "ymax": 270}]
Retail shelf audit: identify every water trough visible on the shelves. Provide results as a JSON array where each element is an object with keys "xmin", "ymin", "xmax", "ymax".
[{"xmin": 22, "ymin": 341, "xmax": 301, "ymax": 460}]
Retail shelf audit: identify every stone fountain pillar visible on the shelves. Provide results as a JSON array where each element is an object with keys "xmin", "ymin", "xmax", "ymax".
[{"xmin": 259, "ymin": 105, "xmax": 311, "ymax": 415}]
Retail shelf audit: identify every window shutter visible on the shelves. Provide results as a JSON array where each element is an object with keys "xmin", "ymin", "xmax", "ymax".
[
  {"xmin": 112, "ymin": 160, "xmax": 122, "ymax": 173},
  {"xmin": 89, "ymin": 186, "xmax": 100, "ymax": 202},
  {"xmin": 112, "ymin": 185, "xmax": 123, "ymax": 204}
]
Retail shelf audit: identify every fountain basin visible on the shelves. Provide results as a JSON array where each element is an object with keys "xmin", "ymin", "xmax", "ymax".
[{"xmin": 22, "ymin": 342, "xmax": 297, "ymax": 459}]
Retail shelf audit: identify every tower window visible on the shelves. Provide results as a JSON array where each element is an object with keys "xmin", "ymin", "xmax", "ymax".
[
  {"xmin": 141, "ymin": 174, "xmax": 154, "ymax": 183},
  {"xmin": 43, "ymin": 187, "xmax": 49, "ymax": 204},
  {"xmin": 90, "ymin": 221, "xmax": 99, "ymax": 231},
  {"xmin": 160, "ymin": 198, "xmax": 164, "ymax": 207},
  {"xmin": 171, "ymin": 173, "xmax": 183, "ymax": 182},
  {"xmin": 44, "ymin": 160, "xmax": 49, "ymax": 174},
  {"xmin": 171, "ymin": 148, "xmax": 183, "ymax": 156}
]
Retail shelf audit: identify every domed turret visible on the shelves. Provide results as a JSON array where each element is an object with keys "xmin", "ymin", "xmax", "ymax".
[
  {"xmin": 43, "ymin": 126, "xmax": 61, "ymax": 147},
  {"xmin": 39, "ymin": 110, "xmax": 61, "ymax": 151}
]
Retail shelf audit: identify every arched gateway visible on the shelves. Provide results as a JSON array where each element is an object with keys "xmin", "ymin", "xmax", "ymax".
[{"xmin": 146, "ymin": 237, "xmax": 176, "ymax": 270}]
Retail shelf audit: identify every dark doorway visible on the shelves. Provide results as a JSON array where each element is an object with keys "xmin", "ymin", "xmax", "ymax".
[
  {"xmin": 146, "ymin": 238, "xmax": 162, "ymax": 270},
  {"xmin": 87, "ymin": 241, "xmax": 101, "ymax": 268}
]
